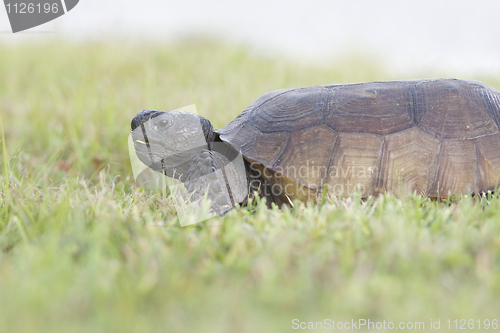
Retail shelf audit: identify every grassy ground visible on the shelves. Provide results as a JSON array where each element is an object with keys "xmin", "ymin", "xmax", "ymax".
[{"xmin": 1, "ymin": 40, "xmax": 500, "ymax": 333}]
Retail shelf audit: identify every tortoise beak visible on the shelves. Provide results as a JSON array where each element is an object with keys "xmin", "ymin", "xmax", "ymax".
[{"xmin": 131, "ymin": 109, "xmax": 164, "ymax": 131}]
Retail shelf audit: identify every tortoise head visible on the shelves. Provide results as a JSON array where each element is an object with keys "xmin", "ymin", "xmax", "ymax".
[
  {"xmin": 131, "ymin": 109, "xmax": 249, "ymax": 217},
  {"xmin": 131, "ymin": 109, "xmax": 215, "ymax": 170}
]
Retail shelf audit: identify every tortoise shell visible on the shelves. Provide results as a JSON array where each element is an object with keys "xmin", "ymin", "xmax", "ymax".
[{"xmin": 216, "ymin": 78, "xmax": 500, "ymax": 201}]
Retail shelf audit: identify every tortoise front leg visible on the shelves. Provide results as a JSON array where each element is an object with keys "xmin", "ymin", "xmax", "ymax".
[{"xmin": 184, "ymin": 150, "xmax": 235, "ymax": 216}]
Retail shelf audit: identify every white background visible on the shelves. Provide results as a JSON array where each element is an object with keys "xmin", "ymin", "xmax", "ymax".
[{"xmin": 1, "ymin": 0, "xmax": 499, "ymax": 76}]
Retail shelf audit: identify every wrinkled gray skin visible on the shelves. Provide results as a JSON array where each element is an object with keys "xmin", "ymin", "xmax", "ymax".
[
  {"xmin": 131, "ymin": 109, "xmax": 248, "ymax": 215},
  {"xmin": 131, "ymin": 111, "xmax": 208, "ymax": 172}
]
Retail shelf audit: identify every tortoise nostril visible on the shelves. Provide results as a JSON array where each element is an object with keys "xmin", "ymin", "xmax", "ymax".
[{"xmin": 130, "ymin": 117, "xmax": 142, "ymax": 131}]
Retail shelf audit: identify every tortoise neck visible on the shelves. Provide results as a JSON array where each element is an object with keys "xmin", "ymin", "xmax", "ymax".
[{"xmin": 198, "ymin": 116, "xmax": 215, "ymax": 148}]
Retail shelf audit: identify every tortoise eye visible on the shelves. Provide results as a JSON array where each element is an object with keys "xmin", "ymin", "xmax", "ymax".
[{"xmin": 154, "ymin": 119, "xmax": 172, "ymax": 131}]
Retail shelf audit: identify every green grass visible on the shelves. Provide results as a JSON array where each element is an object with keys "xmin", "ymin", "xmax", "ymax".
[{"xmin": 1, "ymin": 40, "xmax": 500, "ymax": 333}]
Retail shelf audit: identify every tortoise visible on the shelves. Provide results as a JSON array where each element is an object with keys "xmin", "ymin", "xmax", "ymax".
[{"xmin": 131, "ymin": 78, "xmax": 500, "ymax": 214}]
